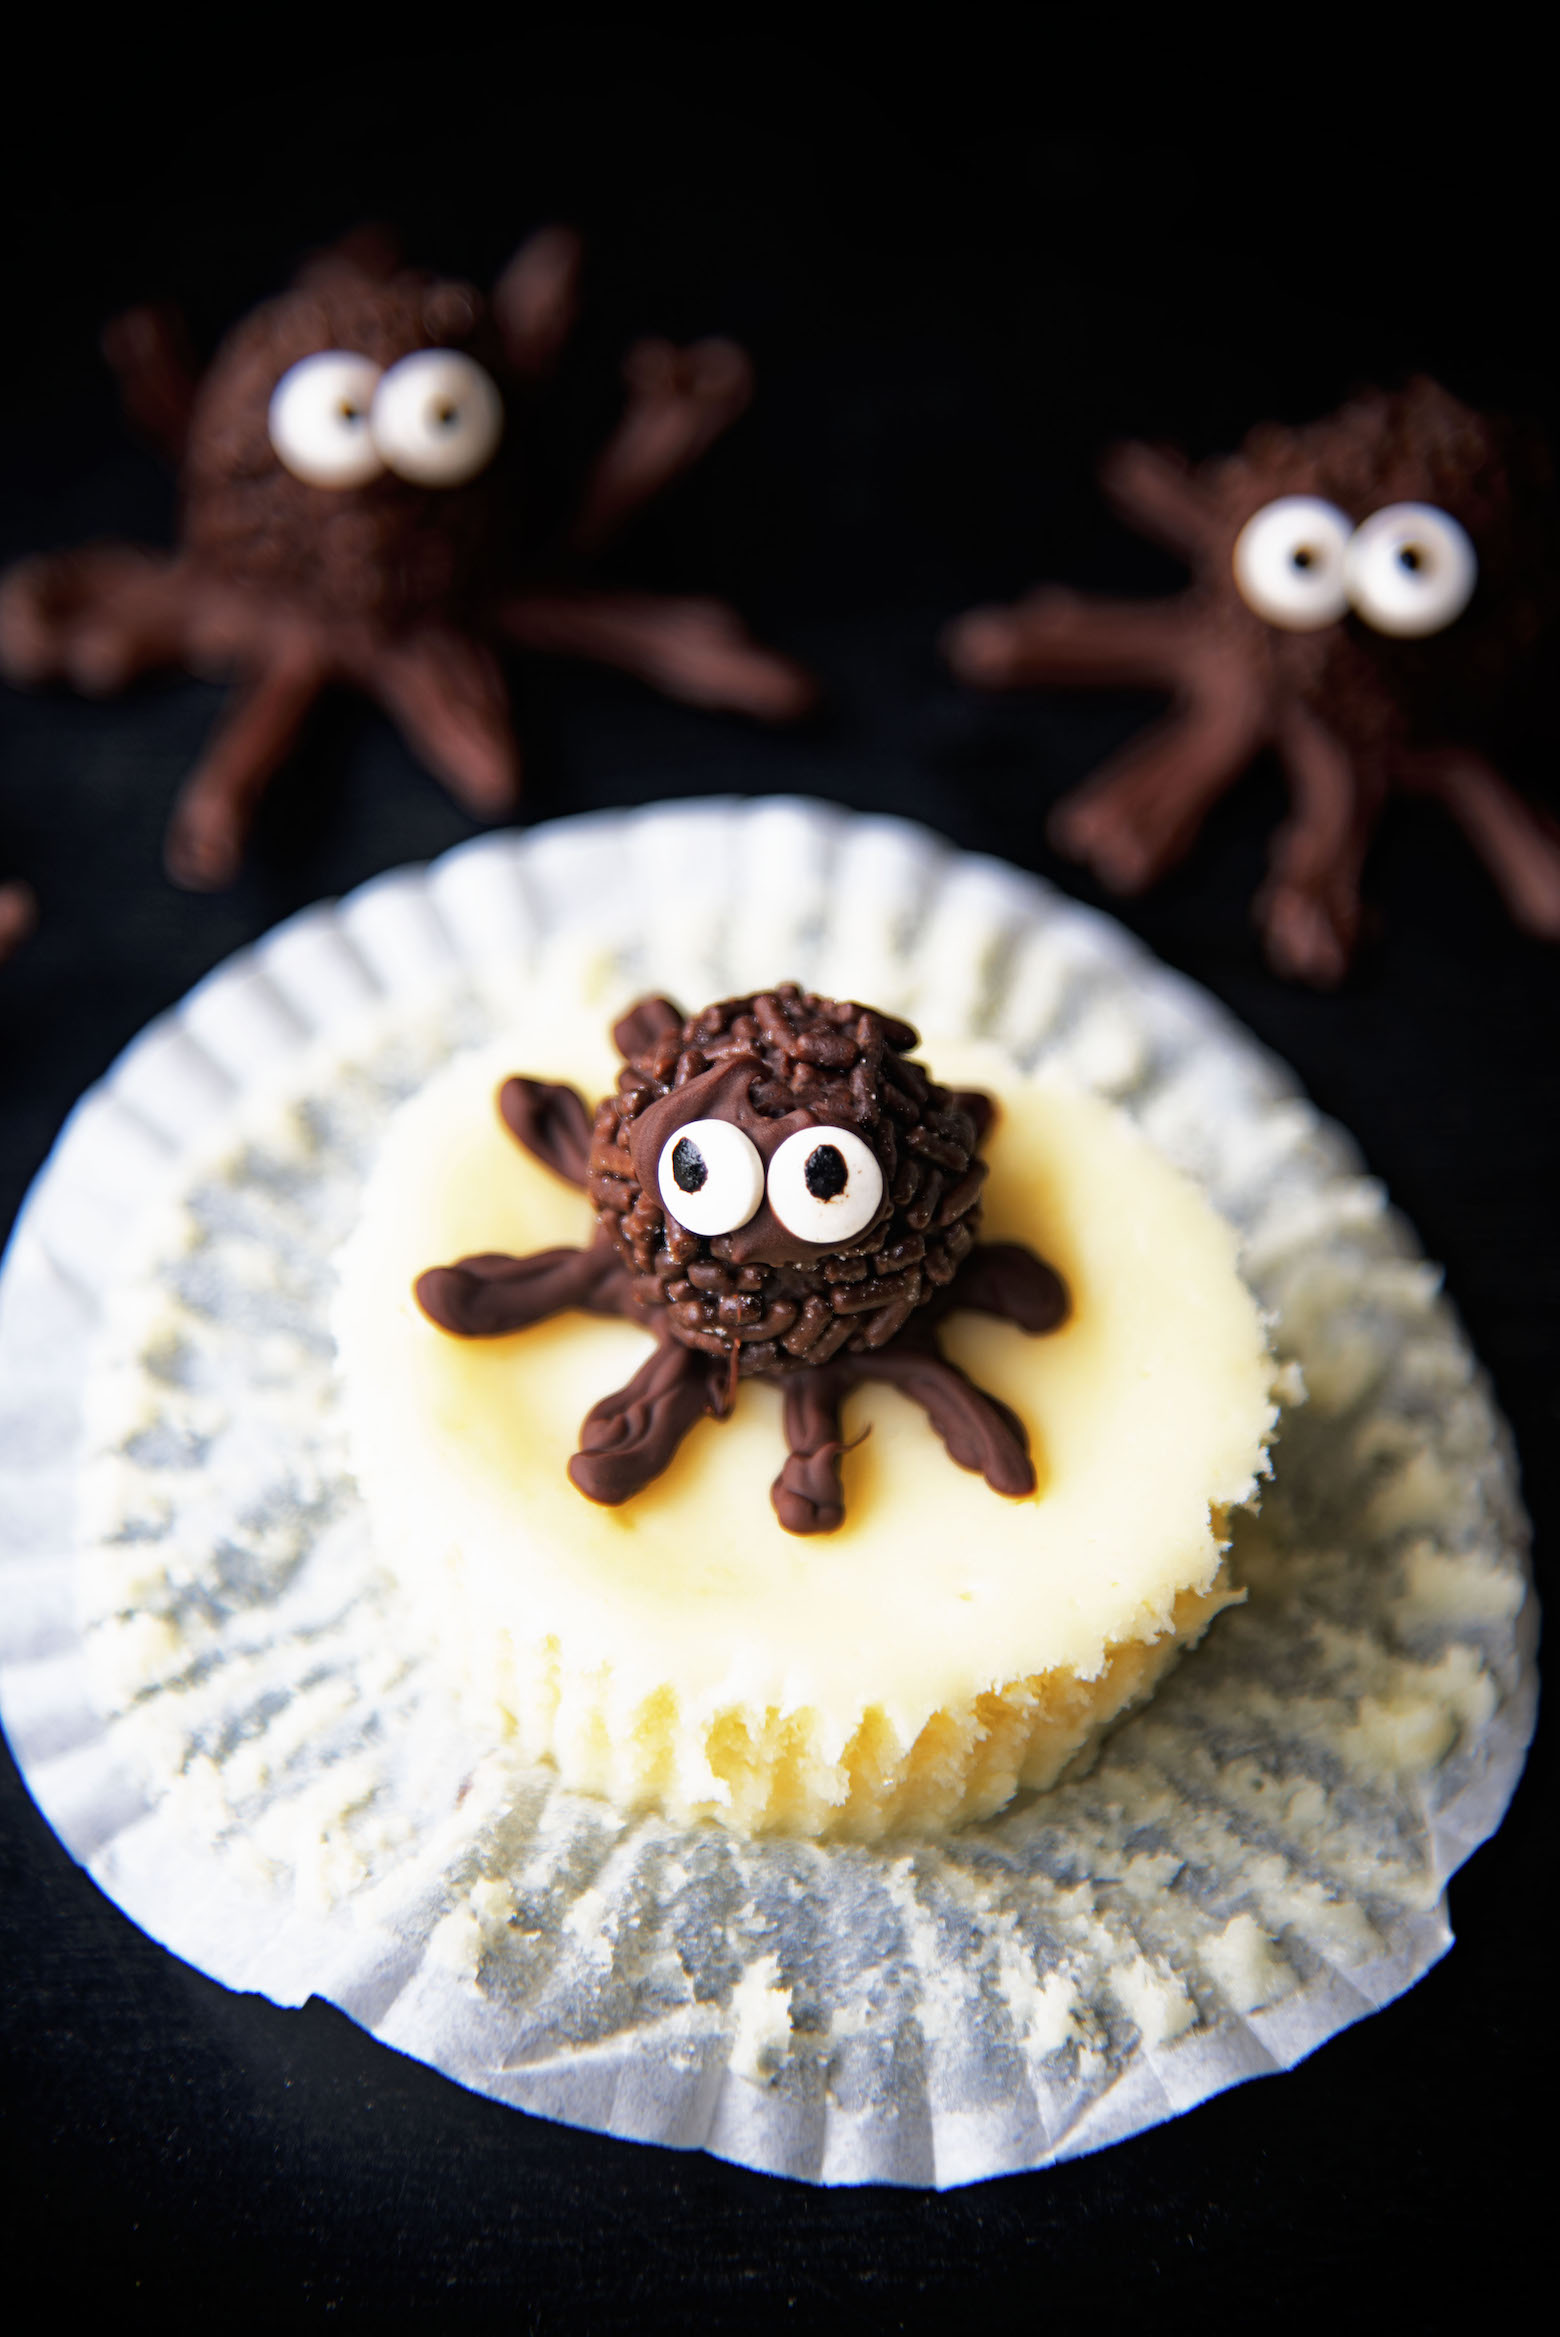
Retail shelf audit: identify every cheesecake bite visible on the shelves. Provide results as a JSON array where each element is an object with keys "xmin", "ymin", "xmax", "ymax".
[{"xmin": 334, "ymin": 989, "xmax": 1279, "ymax": 1840}]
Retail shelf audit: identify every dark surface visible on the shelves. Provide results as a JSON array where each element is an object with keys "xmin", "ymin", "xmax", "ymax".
[{"xmin": 0, "ymin": 46, "xmax": 1551, "ymax": 2325}]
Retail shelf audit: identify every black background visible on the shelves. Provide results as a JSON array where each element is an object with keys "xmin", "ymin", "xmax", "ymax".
[{"xmin": 0, "ymin": 39, "xmax": 1552, "ymax": 2325}]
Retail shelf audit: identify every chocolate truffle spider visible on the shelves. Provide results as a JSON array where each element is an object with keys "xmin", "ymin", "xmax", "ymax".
[
  {"xmin": 945, "ymin": 378, "xmax": 1560, "ymax": 984},
  {"xmin": 0, "ymin": 230, "xmax": 813, "ymax": 889},
  {"xmin": 415, "ymin": 986, "xmax": 1068, "ymax": 1535}
]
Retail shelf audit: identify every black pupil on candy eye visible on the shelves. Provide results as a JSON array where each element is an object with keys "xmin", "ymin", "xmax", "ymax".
[
  {"xmin": 672, "ymin": 1137, "xmax": 708, "ymax": 1193},
  {"xmin": 1292, "ymin": 546, "xmax": 1315, "ymax": 570},
  {"xmin": 1398, "ymin": 545, "xmax": 1425, "ymax": 572},
  {"xmin": 805, "ymin": 1144, "xmax": 848, "ymax": 1200}
]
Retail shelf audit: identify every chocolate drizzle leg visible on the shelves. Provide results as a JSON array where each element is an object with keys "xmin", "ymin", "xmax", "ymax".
[
  {"xmin": 772, "ymin": 1371, "xmax": 850, "ymax": 1535},
  {"xmin": 566, "ymin": 337, "xmax": 756, "ymax": 559},
  {"xmin": 569, "ymin": 1337, "xmax": 728, "ymax": 1505},
  {"xmin": 414, "ymin": 1239, "xmax": 630, "ymax": 1338},
  {"xmin": 949, "ymin": 1242, "xmax": 1069, "ymax": 1334},
  {"xmin": 838, "ymin": 1345, "xmax": 1035, "ymax": 1499},
  {"xmin": 498, "ymin": 1077, "xmax": 594, "ymax": 1187},
  {"xmin": 0, "ymin": 880, "xmax": 38, "ymax": 967},
  {"xmin": 413, "ymin": 987, "xmax": 1072, "ymax": 1534}
]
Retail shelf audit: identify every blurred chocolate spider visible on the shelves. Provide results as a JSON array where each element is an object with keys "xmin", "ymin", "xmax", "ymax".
[
  {"xmin": 946, "ymin": 378, "xmax": 1560, "ymax": 983},
  {"xmin": 0, "ymin": 229, "xmax": 813, "ymax": 888}
]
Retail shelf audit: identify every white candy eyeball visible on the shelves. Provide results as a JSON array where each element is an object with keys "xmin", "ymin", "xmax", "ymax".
[
  {"xmin": 766, "ymin": 1126, "xmax": 884, "ymax": 1246},
  {"xmin": 1344, "ymin": 503, "xmax": 1477, "ymax": 638},
  {"xmin": 370, "ymin": 348, "xmax": 504, "ymax": 487},
  {"xmin": 657, "ymin": 1119, "xmax": 765, "ymax": 1237},
  {"xmin": 267, "ymin": 351, "xmax": 386, "ymax": 489},
  {"xmin": 1232, "ymin": 497, "xmax": 1353, "ymax": 630}
]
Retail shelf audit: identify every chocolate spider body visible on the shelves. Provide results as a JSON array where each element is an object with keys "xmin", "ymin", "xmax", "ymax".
[
  {"xmin": 415, "ymin": 986, "xmax": 1068, "ymax": 1535},
  {"xmin": 946, "ymin": 379, "xmax": 1560, "ymax": 984},
  {"xmin": 0, "ymin": 231, "xmax": 812, "ymax": 889}
]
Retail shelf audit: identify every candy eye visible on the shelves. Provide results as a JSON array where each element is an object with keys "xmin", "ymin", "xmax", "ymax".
[
  {"xmin": 267, "ymin": 351, "xmax": 386, "ymax": 488},
  {"xmin": 766, "ymin": 1126, "xmax": 884, "ymax": 1245},
  {"xmin": 1231, "ymin": 497, "xmax": 1352, "ymax": 630},
  {"xmin": 656, "ymin": 1119, "xmax": 765, "ymax": 1236},
  {"xmin": 1344, "ymin": 503, "xmax": 1477, "ymax": 638},
  {"xmin": 370, "ymin": 349, "xmax": 504, "ymax": 487}
]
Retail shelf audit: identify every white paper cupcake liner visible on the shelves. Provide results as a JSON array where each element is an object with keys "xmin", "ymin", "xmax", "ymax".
[{"xmin": 0, "ymin": 796, "xmax": 1537, "ymax": 2189}]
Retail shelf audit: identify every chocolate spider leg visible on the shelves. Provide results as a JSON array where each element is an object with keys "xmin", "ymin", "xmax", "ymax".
[
  {"xmin": 771, "ymin": 1364, "xmax": 852, "ymax": 1535},
  {"xmin": 499, "ymin": 1077, "xmax": 595, "ymax": 1187},
  {"xmin": 943, "ymin": 590, "xmax": 1197, "ymax": 691},
  {"xmin": 950, "ymin": 1242, "xmax": 1069, "ymax": 1334},
  {"xmin": 101, "ymin": 305, "xmax": 199, "ymax": 466},
  {"xmin": 415, "ymin": 1240, "xmax": 630, "ymax": 1339},
  {"xmin": 365, "ymin": 628, "xmax": 520, "ymax": 818},
  {"xmin": 612, "ymin": 996, "xmax": 686, "ymax": 1058},
  {"xmin": 567, "ymin": 338, "xmax": 755, "ymax": 558},
  {"xmin": 569, "ymin": 1336, "xmax": 726, "ymax": 1506},
  {"xmin": 163, "ymin": 648, "xmax": 326, "ymax": 891},
  {"xmin": 492, "ymin": 226, "xmax": 583, "ymax": 381},
  {"xmin": 0, "ymin": 880, "xmax": 38, "ymax": 966},
  {"xmin": 1097, "ymin": 441, "xmax": 1225, "ymax": 563},
  {"xmin": 1259, "ymin": 703, "xmax": 1383, "ymax": 986},
  {"xmin": 0, "ymin": 548, "xmax": 189, "ymax": 695},
  {"xmin": 844, "ymin": 1347, "xmax": 1036, "ymax": 1499},
  {"xmin": 1049, "ymin": 661, "xmax": 1270, "ymax": 893},
  {"xmin": 499, "ymin": 589, "xmax": 815, "ymax": 720},
  {"xmin": 1397, "ymin": 748, "xmax": 1560, "ymax": 940}
]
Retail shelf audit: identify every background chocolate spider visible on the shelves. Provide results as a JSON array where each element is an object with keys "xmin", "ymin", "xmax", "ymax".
[
  {"xmin": 945, "ymin": 378, "xmax": 1560, "ymax": 985},
  {"xmin": 0, "ymin": 229, "xmax": 813, "ymax": 889},
  {"xmin": 414, "ymin": 984, "xmax": 1068, "ymax": 1535}
]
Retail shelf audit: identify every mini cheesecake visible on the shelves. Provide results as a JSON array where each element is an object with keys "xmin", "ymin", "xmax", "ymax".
[{"xmin": 334, "ymin": 998, "xmax": 1278, "ymax": 1840}]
